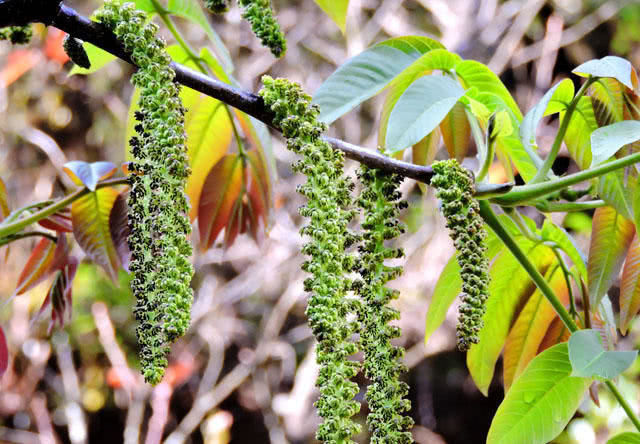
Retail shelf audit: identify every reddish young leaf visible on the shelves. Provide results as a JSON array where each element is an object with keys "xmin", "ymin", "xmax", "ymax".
[
  {"xmin": 244, "ymin": 150, "xmax": 270, "ymax": 241},
  {"xmin": 109, "ymin": 191, "xmax": 131, "ymax": 271},
  {"xmin": 198, "ymin": 154, "xmax": 243, "ymax": 250},
  {"xmin": 588, "ymin": 206, "xmax": 635, "ymax": 308},
  {"xmin": 235, "ymin": 111, "xmax": 274, "ymax": 205},
  {"xmin": 439, "ymin": 102, "xmax": 471, "ymax": 161},
  {"xmin": 537, "ymin": 316, "xmax": 571, "ymax": 354},
  {"xmin": 38, "ymin": 208, "xmax": 73, "ymax": 233},
  {"xmin": 620, "ymin": 232, "xmax": 640, "ymax": 333},
  {"xmin": 15, "ymin": 237, "xmax": 56, "ymax": 295},
  {"xmin": 0, "ymin": 325, "xmax": 8, "ymax": 379},
  {"xmin": 44, "ymin": 28, "xmax": 70, "ymax": 65},
  {"xmin": 36, "ymin": 260, "xmax": 77, "ymax": 334},
  {"xmin": 503, "ymin": 266, "xmax": 570, "ymax": 390},
  {"xmin": 71, "ymin": 187, "xmax": 122, "ymax": 281},
  {"xmin": 0, "ymin": 49, "xmax": 40, "ymax": 86},
  {"xmin": 0, "ymin": 177, "xmax": 9, "ymax": 222}
]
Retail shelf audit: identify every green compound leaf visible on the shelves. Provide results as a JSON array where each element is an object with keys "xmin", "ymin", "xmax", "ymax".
[
  {"xmin": 589, "ymin": 78, "xmax": 625, "ymax": 126},
  {"xmin": 467, "ymin": 243, "xmax": 555, "ymax": 396},
  {"xmin": 520, "ymin": 79, "xmax": 574, "ymax": 169},
  {"xmin": 313, "ymin": 36, "xmax": 444, "ymax": 124},
  {"xmin": 385, "ymin": 75, "xmax": 465, "ymax": 152},
  {"xmin": 591, "ymin": 121, "xmax": 640, "ymax": 166},
  {"xmin": 378, "ymin": 48, "xmax": 462, "ymax": 149},
  {"xmin": 541, "ymin": 219, "xmax": 588, "ymax": 280},
  {"xmin": 487, "ymin": 343, "xmax": 591, "ymax": 444},
  {"xmin": 573, "ymin": 56, "xmax": 638, "ymax": 90},
  {"xmin": 313, "ymin": 0, "xmax": 349, "ymax": 33},
  {"xmin": 71, "ymin": 187, "xmax": 122, "ymax": 282},
  {"xmin": 568, "ymin": 329, "xmax": 637, "ymax": 379},
  {"xmin": 597, "ymin": 168, "xmax": 635, "ymax": 221},
  {"xmin": 608, "ymin": 432, "xmax": 640, "ymax": 444},
  {"xmin": 62, "ymin": 161, "xmax": 117, "ymax": 192},
  {"xmin": 563, "ymin": 96, "xmax": 598, "ymax": 169},
  {"xmin": 588, "ymin": 206, "xmax": 636, "ymax": 308}
]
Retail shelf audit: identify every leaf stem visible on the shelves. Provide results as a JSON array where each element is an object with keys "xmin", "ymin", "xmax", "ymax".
[
  {"xmin": 492, "ymin": 152, "xmax": 640, "ymax": 205},
  {"xmin": 0, "ymin": 231, "xmax": 58, "ymax": 247},
  {"xmin": 479, "ymin": 200, "xmax": 640, "ymax": 432},
  {"xmin": 531, "ymin": 77, "xmax": 595, "ymax": 183},
  {"xmin": 0, "ymin": 178, "xmax": 128, "ymax": 239},
  {"xmin": 535, "ymin": 199, "xmax": 606, "ymax": 212}
]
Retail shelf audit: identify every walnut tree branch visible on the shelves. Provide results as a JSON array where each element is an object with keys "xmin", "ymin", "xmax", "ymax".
[{"xmin": 1, "ymin": 0, "xmax": 513, "ymax": 194}]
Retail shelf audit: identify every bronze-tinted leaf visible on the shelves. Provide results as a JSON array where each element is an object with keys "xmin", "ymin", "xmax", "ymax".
[
  {"xmin": 620, "ymin": 233, "xmax": 640, "ymax": 334},
  {"xmin": 440, "ymin": 102, "xmax": 470, "ymax": 161},
  {"xmin": 109, "ymin": 191, "xmax": 131, "ymax": 272},
  {"xmin": 15, "ymin": 237, "xmax": 56, "ymax": 295},
  {"xmin": 0, "ymin": 325, "xmax": 8, "ymax": 379},
  {"xmin": 537, "ymin": 316, "xmax": 571, "ymax": 354},
  {"xmin": 38, "ymin": 208, "xmax": 73, "ymax": 233},
  {"xmin": 71, "ymin": 187, "xmax": 121, "ymax": 281},
  {"xmin": 588, "ymin": 206, "xmax": 635, "ymax": 308},
  {"xmin": 0, "ymin": 177, "xmax": 9, "ymax": 222},
  {"xmin": 198, "ymin": 154, "xmax": 243, "ymax": 250}
]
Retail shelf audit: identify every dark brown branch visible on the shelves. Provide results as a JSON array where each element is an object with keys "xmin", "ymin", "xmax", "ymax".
[{"xmin": 6, "ymin": 0, "xmax": 514, "ymax": 193}]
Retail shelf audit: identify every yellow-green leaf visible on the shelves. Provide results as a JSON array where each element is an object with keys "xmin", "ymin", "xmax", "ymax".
[
  {"xmin": 467, "ymin": 243, "xmax": 555, "ymax": 395},
  {"xmin": 71, "ymin": 187, "xmax": 121, "ymax": 281},
  {"xmin": 487, "ymin": 343, "xmax": 591, "ymax": 444},
  {"xmin": 439, "ymin": 102, "xmax": 470, "ymax": 161},
  {"xmin": 562, "ymin": 96, "xmax": 598, "ymax": 170},
  {"xmin": 313, "ymin": 0, "xmax": 349, "ymax": 33},
  {"xmin": 0, "ymin": 177, "xmax": 9, "ymax": 222},
  {"xmin": 503, "ymin": 266, "xmax": 569, "ymax": 390},
  {"xmin": 588, "ymin": 206, "xmax": 635, "ymax": 307}
]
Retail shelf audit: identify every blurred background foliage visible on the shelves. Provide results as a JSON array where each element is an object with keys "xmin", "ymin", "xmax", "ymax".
[{"xmin": 1, "ymin": 0, "xmax": 640, "ymax": 443}]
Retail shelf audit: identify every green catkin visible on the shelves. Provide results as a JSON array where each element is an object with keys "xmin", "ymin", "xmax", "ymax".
[
  {"xmin": 0, "ymin": 26, "xmax": 32, "ymax": 44},
  {"xmin": 239, "ymin": 0, "xmax": 286, "ymax": 58},
  {"xmin": 63, "ymin": 36, "xmax": 91, "ymax": 69},
  {"xmin": 355, "ymin": 166, "xmax": 414, "ymax": 444},
  {"xmin": 203, "ymin": 0, "xmax": 229, "ymax": 13},
  {"xmin": 431, "ymin": 160, "xmax": 489, "ymax": 351},
  {"xmin": 96, "ymin": 1, "xmax": 194, "ymax": 385},
  {"xmin": 259, "ymin": 76, "xmax": 361, "ymax": 443}
]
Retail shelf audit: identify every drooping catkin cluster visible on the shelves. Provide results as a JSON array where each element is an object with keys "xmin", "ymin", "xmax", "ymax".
[
  {"xmin": 259, "ymin": 76, "xmax": 362, "ymax": 442},
  {"xmin": 96, "ymin": 1, "xmax": 194, "ymax": 385},
  {"xmin": 204, "ymin": 0, "xmax": 229, "ymax": 13},
  {"xmin": 239, "ymin": 0, "xmax": 286, "ymax": 58},
  {"xmin": 354, "ymin": 166, "xmax": 414, "ymax": 444},
  {"xmin": 0, "ymin": 25, "xmax": 32, "ymax": 44},
  {"xmin": 63, "ymin": 36, "xmax": 91, "ymax": 69},
  {"xmin": 431, "ymin": 159, "xmax": 489, "ymax": 351}
]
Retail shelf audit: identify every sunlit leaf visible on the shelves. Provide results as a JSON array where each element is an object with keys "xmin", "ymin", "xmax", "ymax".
[
  {"xmin": 14, "ymin": 237, "xmax": 56, "ymax": 296},
  {"xmin": 439, "ymin": 102, "xmax": 470, "ymax": 161},
  {"xmin": 109, "ymin": 191, "xmax": 131, "ymax": 272},
  {"xmin": 598, "ymin": 168, "xmax": 634, "ymax": 221},
  {"xmin": 166, "ymin": 0, "xmax": 233, "ymax": 71},
  {"xmin": 588, "ymin": 206, "xmax": 635, "ymax": 307},
  {"xmin": 503, "ymin": 267, "xmax": 570, "ymax": 390},
  {"xmin": 608, "ymin": 432, "xmax": 640, "ymax": 444},
  {"xmin": 68, "ymin": 43, "xmax": 117, "ymax": 76},
  {"xmin": 0, "ymin": 177, "xmax": 9, "ymax": 222},
  {"xmin": 541, "ymin": 219, "xmax": 588, "ymax": 280},
  {"xmin": 0, "ymin": 326, "xmax": 7, "ymax": 379},
  {"xmin": 569, "ymin": 329, "xmax": 636, "ymax": 379},
  {"xmin": 520, "ymin": 79, "xmax": 574, "ymax": 168},
  {"xmin": 313, "ymin": 0, "xmax": 349, "ymax": 33},
  {"xmin": 591, "ymin": 121, "xmax": 640, "ymax": 166},
  {"xmin": 467, "ymin": 243, "xmax": 554, "ymax": 396},
  {"xmin": 198, "ymin": 154, "xmax": 243, "ymax": 250},
  {"xmin": 386, "ymin": 75, "xmax": 465, "ymax": 151},
  {"xmin": 487, "ymin": 343, "xmax": 590, "ymax": 444},
  {"xmin": 63, "ymin": 161, "xmax": 117, "ymax": 191},
  {"xmin": 563, "ymin": 96, "xmax": 598, "ymax": 170},
  {"xmin": 378, "ymin": 48, "xmax": 462, "ymax": 148},
  {"xmin": 71, "ymin": 187, "xmax": 121, "ymax": 281},
  {"xmin": 573, "ymin": 56, "xmax": 638, "ymax": 90},
  {"xmin": 620, "ymin": 234, "xmax": 640, "ymax": 334},
  {"xmin": 589, "ymin": 78, "xmax": 625, "ymax": 127},
  {"xmin": 313, "ymin": 36, "xmax": 444, "ymax": 124}
]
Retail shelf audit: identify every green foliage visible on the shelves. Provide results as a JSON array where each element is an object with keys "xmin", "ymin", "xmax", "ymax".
[
  {"xmin": 238, "ymin": 0, "xmax": 286, "ymax": 58},
  {"xmin": 0, "ymin": 25, "xmax": 32, "ymax": 44},
  {"xmin": 568, "ymin": 329, "xmax": 637, "ymax": 379},
  {"xmin": 95, "ymin": 0, "xmax": 194, "ymax": 385},
  {"xmin": 431, "ymin": 159, "xmax": 489, "ymax": 351},
  {"xmin": 63, "ymin": 36, "xmax": 91, "ymax": 69},
  {"xmin": 354, "ymin": 166, "xmax": 413, "ymax": 443},
  {"xmin": 259, "ymin": 76, "xmax": 361, "ymax": 442},
  {"xmin": 204, "ymin": 0, "xmax": 229, "ymax": 13}
]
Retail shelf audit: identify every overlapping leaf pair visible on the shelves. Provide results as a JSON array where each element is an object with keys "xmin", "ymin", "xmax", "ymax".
[{"xmin": 96, "ymin": 0, "xmax": 194, "ymax": 385}]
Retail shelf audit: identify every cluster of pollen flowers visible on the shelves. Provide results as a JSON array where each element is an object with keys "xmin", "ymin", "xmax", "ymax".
[
  {"xmin": 354, "ymin": 166, "xmax": 414, "ymax": 443},
  {"xmin": 431, "ymin": 159, "xmax": 490, "ymax": 351},
  {"xmin": 204, "ymin": 0, "xmax": 229, "ymax": 13},
  {"xmin": 238, "ymin": 0, "xmax": 286, "ymax": 58},
  {"xmin": 96, "ymin": 0, "xmax": 194, "ymax": 385},
  {"xmin": 260, "ymin": 76, "xmax": 362, "ymax": 442}
]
